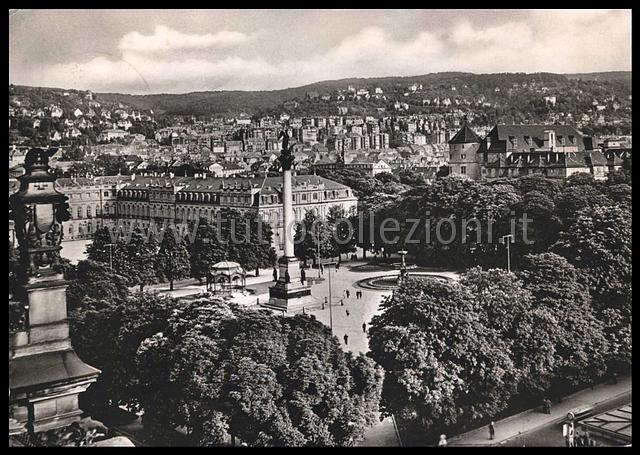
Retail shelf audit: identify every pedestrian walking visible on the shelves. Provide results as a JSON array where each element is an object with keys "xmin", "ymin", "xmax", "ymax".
[
  {"xmin": 345, "ymin": 289, "xmax": 350, "ymax": 299},
  {"xmin": 343, "ymin": 334, "xmax": 348, "ymax": 345},
  {"xmin": 438, "ymin": 434, "xmax": 448, "ymax": 447},
  {"xmin": 272, "ymin": 267, "xmax": 278, "ymax": 282},
  {"xmin": 320, "ymin": 263, "xmax": 324, "ymax": 275},
  {"xmin": 488, "ymin": 421, "xmax": 495, "ymax": 440},
  {"xmin": 340, "ymin": 299, "xmax": 344, "ymax": 306},
  {"xmin": 362, "ymin": 322, "xmax": 367, "ymax": 333},
  {"xmin": 300, "ymin": 267, "xmax": 306, "ymax": 285},
  {"xmin": 345, "ymin": 309, "xmax": 350, "ymax": 316}
]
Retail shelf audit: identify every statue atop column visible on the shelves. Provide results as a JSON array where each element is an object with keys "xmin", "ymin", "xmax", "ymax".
[
  {"xmin": 267, "ymin": 123, "xmax": 313, "ymax": 312},
  {"xmin": 277, "ymin": 128, "xmax": 295, "ymax": 171}
]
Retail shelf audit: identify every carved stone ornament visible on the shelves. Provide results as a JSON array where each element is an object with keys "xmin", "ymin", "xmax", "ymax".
[{"xmin": 9, "ymin": 148, "xmax": 71, "ymax": 278}]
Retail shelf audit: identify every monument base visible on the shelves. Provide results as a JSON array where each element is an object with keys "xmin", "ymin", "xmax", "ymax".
[{"xmin": 267, "ymin": 256, "xmax": 315, "ymax": 312}]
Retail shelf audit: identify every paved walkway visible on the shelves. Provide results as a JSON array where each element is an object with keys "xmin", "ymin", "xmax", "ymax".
[
  {"xmin": 358, "ymin": 416, "xmax": 401, "ymax": 447},
  {"xmin": 448, "ymin": 376, "xmax": 632, "ymax": 446}
]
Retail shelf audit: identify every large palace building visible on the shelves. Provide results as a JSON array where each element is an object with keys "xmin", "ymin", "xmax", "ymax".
[{"xmin": 9, "ymin": 174, "xmax": 358, "ymax": 251}]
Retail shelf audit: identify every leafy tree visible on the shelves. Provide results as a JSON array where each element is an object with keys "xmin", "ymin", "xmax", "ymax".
[
  {"xmin": 518, "ymin": 253, "xmax": 609, "ymax": 390},
  {"xmin": 375, "ymin": 172, "xmax": 399, "ymax": 184},
  {"xmin": 606, "ymin": 169, "xmax": 631, "ymax": 186},
  {"xmin": 369, "ymin": 277, "xmax": 516, "ymax": 435},
  {"xmin": 86, "ymin": 225, "xmax": 158, "ymax": 291},
  {"xmin": 327, "ymin": 205, "xmax": 357, "ymax": 260},
  {"xmin": 188, "ymin": 211, "xmax": 276, "ymax": 282},
  {"xmin": 511, "ymin": 190, "xmax": 562, "ymax": 259},
  {"xmin": 65, "ymin": 259, "xmax": 130, "ymax": 311},
  {"xmin": 67, "ymin": 161, "xmax": 96, "ymax": 177},
  {"xmin": 553, "ymin": 184, "xmax": 612, "ymax": 229},
  {"xmin": 564, "ymin": 172, "xmax": 597, "ymax": 187},
  {"xmin": 86, "ymin": 226, "xmax": 117, "ymax": 265},
  {"xmin": 155, "ymin": 225, "xmax": 191, "ymax": 290},
  {"xmin": 603, "ymin": 183, "xmax": 632, "ymax": 207},
  {"xmin": 552, "ymin": 205, "xmax": 632, "ymax": 373},
  {"xmin": 225, "ymin": 209, "xmax": 277, "ymax": 272},
  {"xmin": 552, "ymin": 204, "xmax": 631, "ymax": 313},
  {"xmin": 69, "ymin": 293, "xmax": 178, "ymax": 410},
  {"xmin": 134, "ymin": 299, "xmax": 384, "ymax": 446},
  {"xmin": 94, "ymin": 154, "xmax": 129, "ymax": 176},
  {"xmin": 395, "ymin": 177, "xmax": 520, "ymax": 268},
  {"xmin": 188, "ymin": 218, "xmax": 225, "ymax": 283},
  {"xmin": 459, "ymin": 267, "xmax": 556, "ymax": 397},
  {"xmin": 121, "ymin": 228, "xmax": 159, "ymax": 292},
  {"xmin": 61, "ymin": 147, "xmax": 86, "ymax": 161},
  {"xmin": 294, "ymin": 210, "xmax": 336, "ymax": 264},
  {"xmin": 397, "ymin": 168, "xmax": 426, "ymax": 187}
]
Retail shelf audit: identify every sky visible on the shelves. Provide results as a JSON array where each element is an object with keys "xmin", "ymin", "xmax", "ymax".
[{"xmin": 9, "ymin": 9, "xmax": 632, "ymax": 94}]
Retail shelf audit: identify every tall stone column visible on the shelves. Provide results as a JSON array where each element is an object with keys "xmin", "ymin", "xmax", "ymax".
[
  {"xmin": 267, "ymin": 138, "xmax": 314, "ymax": 311},
  {"xmin": 282, "ymin": 168, "xmax": 295, "ymax": 259},
  {"xmin": 9, "ymin": 148, "xmax": 100, "ymax": 435}
]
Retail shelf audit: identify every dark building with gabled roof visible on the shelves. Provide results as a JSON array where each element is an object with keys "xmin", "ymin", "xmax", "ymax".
[
  {"xmin": 448, "ymin": 123, "xmax": 611, "ymax": 181},
  {"xmin": 448, "ymin": 123, "xmax": 481, "ymax": 145}
]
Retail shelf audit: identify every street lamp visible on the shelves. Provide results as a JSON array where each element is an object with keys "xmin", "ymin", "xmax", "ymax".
[
  {"xmin": 9, "ymin": 148, "xmax": 70, "ymax": 279},
  {"xmin": 324, "ymin": 261, "xmax": 337, "ymax": 332},
  {"xmin": 397, "ymin": 249, "xmax": 408, "ymax": 282},
  {"xmin": 500, "ymin": 234, "xmax": 514, "ymax": 273},
  {"xmin": 317, "ymin": 222, "xmax": 322, "ymax": 278},
  {"xmin": 105, "ymin": 243, "xmax": 116, "ymax": 270},
  {"xmin": 168, "ymin": 249, "xmax": 174, "ymax": 291}
]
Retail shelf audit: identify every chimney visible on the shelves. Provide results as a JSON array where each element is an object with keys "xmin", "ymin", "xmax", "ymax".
[
  {"xmin": 130, "ymin": 173, "xmax": 136, "ymax": 181},
  {"xmin": 544, "ymin": 130, "xmax": 555, "ymax": 150},
  {"xmin": 202, "ymin": 172, "xmax": 207, "ymax": 179}
]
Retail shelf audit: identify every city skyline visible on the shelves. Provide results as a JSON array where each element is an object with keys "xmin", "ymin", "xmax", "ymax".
[{"xmin": 9, "ymin": 9, "xmax": 632, "ymax": 94}]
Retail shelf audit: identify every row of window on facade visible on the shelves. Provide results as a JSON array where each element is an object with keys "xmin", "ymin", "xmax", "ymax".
[
  {"xmin": 67, "ymin": 190, "xmax": 115, "ymax": 200},
  {"xmin": 508, "ymin": 135, "xmax": 575, "ymax": 147},
  {"xmin": 117, "ymin": 204, "xmax": 252, "ymax": 220},
  {"xmin": 69, "ymin": 204, "xmax": 116, "ymax": 219}
]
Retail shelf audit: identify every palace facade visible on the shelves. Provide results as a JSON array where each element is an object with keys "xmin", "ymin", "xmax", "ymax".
[{"xmin": 10, "ymin": 174, "xmax": 358, "ymax": 251}]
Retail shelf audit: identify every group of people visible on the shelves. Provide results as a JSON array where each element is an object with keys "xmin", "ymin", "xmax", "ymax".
[
  {"xmin": 343, "ymin": 289, "xmax": 364, "ymax": 300},
  {"xmin": 565, "ymin": 425, "xmax": 595, "ymax": 447},
  {"xmin": 339, "ymin": 288, "xmax": 368, "ymax": 346}
]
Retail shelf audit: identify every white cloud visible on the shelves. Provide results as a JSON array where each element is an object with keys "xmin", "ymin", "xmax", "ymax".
[
  {"xmin": 22, "ymin": 10, "xmax": 631, "ymax": 94},
  {"xmin": 118, "ymin": 25, "xmax": 250, "ymax": 52}
]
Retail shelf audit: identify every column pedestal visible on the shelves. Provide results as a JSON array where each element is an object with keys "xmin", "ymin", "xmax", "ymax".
[
  {"xmin": 267, "ymin": 256, "xmax": 315, "ymax": 311},
  {"xmin": 9, "ymin": 273, "xmax": 100, "ymax": 435}
]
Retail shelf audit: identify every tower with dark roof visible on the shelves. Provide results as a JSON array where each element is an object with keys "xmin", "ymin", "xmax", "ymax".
[{"xmin": 447, "ymin": 119, "xmax": 482, "ymax": 179}]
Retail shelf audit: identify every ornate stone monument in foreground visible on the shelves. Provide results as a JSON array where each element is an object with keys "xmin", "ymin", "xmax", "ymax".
[
  {"xmin": 267, "ymin": 131, "xmax": 314, "ymax": 311},
  {"xmin": 9, "ymin": 149, "xmax": 100, "ymax": 434}
]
